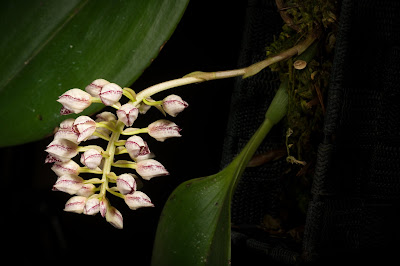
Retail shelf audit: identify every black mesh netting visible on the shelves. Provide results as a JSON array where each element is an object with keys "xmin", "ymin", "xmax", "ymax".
[
  {"xmin": 220, "ymin": 0, "xmax": 285, "ymax": 225},
  {"xmin": 225, "ymin": 0, "xmax": 400, "ymax": 264}
]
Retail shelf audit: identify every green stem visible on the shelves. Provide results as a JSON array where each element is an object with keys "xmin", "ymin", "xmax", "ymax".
[
  {"xmin": 77, "ymin": 145, "xmax": 104, "ymax": 153},
  {"xmin": 114, "ymin": 140, "xmax": 127, "ymax": 146},
  {"xmin": 107, "ymin": 172, "xmax": 118, "ymax": 181},
  {"xmin": 243, "ymin": 34, "xmax": 317, "ymax": 78},
  {"xmin": 92, "ymin": 131, "xmax": 110, "ymax": 141},
  {"xmin": 115, "ymin": 147, "xmax": 128, "ymax": 155},
  {"xmin": 111, "ymin": 161, "xmax": 137, "ymax": 169},
  {"xmin": 229, "ymin": 118, "xmax": 274, "ymax": 192},
  {"xmin": 79, "ymin": 167, "xmax": 103, "ymax": 174},
  {"xmin": 96, "ymin": 121, "xmax": 117, "ymax": 132},
  {"xmin": 106, "ymin": 188, "xmax": 125, "ymax": 199},
  {"xmin": 228, "ymin": 79, "xmax": 289, "ymax": 191},
  {"xmin": 99, "ymin": 121, "xmax": 125, "ymax": 197},
  {"xmin": 120, "ymin": 127, "xmax": 149, "ymax": 136},
  {"xmin": 143, "ymin": 97, "xmax": 163, "ymax": 106},
  {"xmin": 133, "ymin": 77, "xmax": 200, "ymax": 106},
  {"xmin": 122, "ymin": 88, "xmax": 136, "ymax": 101},
  {"xmin": 83, "ymin": 177, "xmax": 103, "ymax": 184}
]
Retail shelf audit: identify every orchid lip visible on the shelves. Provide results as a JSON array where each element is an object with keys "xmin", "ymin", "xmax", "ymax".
[{"xmin": 60, "ymin": 107, "xmax": 74, "ymax": 115}]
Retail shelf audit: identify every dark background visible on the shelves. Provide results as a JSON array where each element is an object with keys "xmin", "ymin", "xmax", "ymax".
[
  {"xmin": 4, "ymin": 1, "xmax": 400, "ymax": 265},
  {"xmin": 2, "ymin": 0, "xmax": 250, "ymax": 264}
]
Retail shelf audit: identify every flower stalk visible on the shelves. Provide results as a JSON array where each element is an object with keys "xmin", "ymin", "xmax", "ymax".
[
  {"xmin": 134, "ymin": 33, "xmax": 316, "ymax": 104},
  {"xmin": 46, "ymin": 34, "xmax": 314, "ymax": 228},
  {"xmin": 98, "ymin": 120, "xmax": 124, "ymax": 197}
]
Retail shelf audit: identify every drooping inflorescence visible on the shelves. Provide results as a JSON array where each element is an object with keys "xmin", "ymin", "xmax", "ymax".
[{"xmin": 45, "ymin": 79, "xmax": 188, "ymax": 229}]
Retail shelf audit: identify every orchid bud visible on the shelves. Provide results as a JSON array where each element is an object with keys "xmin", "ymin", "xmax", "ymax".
[
  {"xmin": 96, "ymin": 111, "xmax": 117, "ymax": 121},
  {"xmin": 89, "ymin": 112, "xmax": 117, "ymax": 140},
  {"xmin": 60, "ymin": 118, "xmax": 75, "ymax": 129},
  {"xmin": 54, "ymin": 119, "xmax": 80, "ymax": 144},
  {"xmin": 138, "ymin": 97, "xmax": 157, "ymax": 114},
  {"xmin": 138, "ymin": 101, "xmax": 152, "ymax": 114},
  {"xmin": 117, "ymin": 103, "xmax": 139, "ymax": 127},
  {"xmin": 57, "ymin": 88, "xmax": 92, "ymax": 115},
  {"xmin": 136, "ymin": 159, "xmax": 169, "ymax": 180},
  {"xmin": 162, "ymin": 94, "xmax": 188, "ymax": 117},
  {"xmin": 64, "ymin": 196, "xmax": 87, "ymax": 214},
  {"xmin": 73, "ymin": 116, "xmax": 97, "ymax": 142},
  {"xmin": 80, "ymin": 149, "xmax": 103, "ymax": 169},
  {"xmin": 148, "ymin": 119, "xmax": 181, "ymax": 142},
  {"xmin": 85, "ymin": 79, "xmax": 110, "ymax": 97},
  {"xmin": 51, "ymin": 160, "xmax": 80, "ymax": 176},
  {"xmin": 106, "ymin": 206, "xmax": 123, "ymax": 229},
  {"xmin": 52, "ymin": 174, "xmax": 84, "ymax": 195},
  {"xmin": 135, "ymin": 151, "xmax": 155, "ymax": 162},
  {"xmin": 83, "ymin": 197, "xmax": 100, "ymax": 215},
  {"xmin": 77, "ymin": 183, "xmax": 96, "ymax": 197},
  {"xmin": 45, "ymin": 139, "xmax": 79, "ymax": 161},
  {"xmin": 100, "ymin": 197, "xmax": 110, "ymax": 217},
  {"xmin": 116, "ymin": 173, "xmax": 137, "ymax": 195},
  {"xmin": 124, "ymin": 191, "xmax": 154, "ymax": 210},
  {"xmin": 125, "ymin": 135, "xmax": 150, "ymax": 159},
  {"xmin": 99, "ymin": 83, "xmax": 123, "ymax": 106}
]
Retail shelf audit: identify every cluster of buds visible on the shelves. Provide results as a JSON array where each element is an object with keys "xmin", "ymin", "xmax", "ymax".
[{"xmin": 45, "ymin": 79, "xmax": 188, "ymax": 229}]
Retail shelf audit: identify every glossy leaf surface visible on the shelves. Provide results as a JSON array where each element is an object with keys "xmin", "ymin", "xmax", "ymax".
[
  {"xmin": 0, "ymin": 0, "xmax": 189, "ymax": 147},
  {"xmin": 152, "ymin": 119, "xmax": 275, "ymax": 265}
]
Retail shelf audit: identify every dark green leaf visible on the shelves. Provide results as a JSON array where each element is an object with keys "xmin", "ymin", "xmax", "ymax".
[
  {"xmin": 0, "ymin": 0, "xmax": 189, "ymax": 147},
  {"xmin": 151, "ymin": 119, "xmax": 275, "ymax": 265}
]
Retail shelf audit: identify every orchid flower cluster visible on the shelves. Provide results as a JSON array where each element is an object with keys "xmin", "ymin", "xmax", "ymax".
[{"xmin": 45, "ymin": 79, "xmax": 188, "ymax": 229}]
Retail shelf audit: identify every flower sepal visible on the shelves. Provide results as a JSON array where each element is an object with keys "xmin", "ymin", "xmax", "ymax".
[
  {"xmin": 64, "ymin": 196, "xmax": 87, "ymax": 214},
  {"xmin": 136, "ymin": 159, "xmax": 169, "ymax": 180},
  {"xmin": 148, "ymin": 119, "xmax": 181, "ymax": 142},
  {"xmin": 124, "ymin": 191, "xmax": 154, "ymax": 210},
  {"xmin": 52, "ymin": 174, "xmax": 84, "ymax": 195},
  {"xmin": 57, "ymin": 89, "xmax": 92, "ymax": 115},
  {"xmin": 162, "ymin": 94, "xmax": 188, "ymax": 117}
]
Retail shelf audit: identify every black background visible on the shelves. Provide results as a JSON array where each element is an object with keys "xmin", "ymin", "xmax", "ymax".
[
  {"xmin": 5, "ymin": 1, "xmax": 400, "ymax": 265},
  {"xmin": 2, "ymin": 0, "xmax": 249, "ymax": 264}
]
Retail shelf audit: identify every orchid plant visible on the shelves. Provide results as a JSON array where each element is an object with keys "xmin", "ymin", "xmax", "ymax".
[
  {"xmin": 37, "ymin": 1, "xmax": 338, "ymax": 264},
  {"xmin": 45, "ymin": 79, "xmax": 188, "ymax": 229},
  {"xmin": 44, "ymin": 24, "xmax": 317, "ymax": 228}
]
